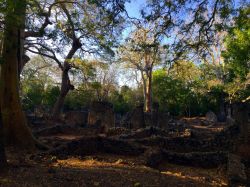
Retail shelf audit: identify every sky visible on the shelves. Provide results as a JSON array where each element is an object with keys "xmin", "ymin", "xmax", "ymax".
[
  {"xmin": 117, "ymin": 0, "xmax": 147, "ymax": 87},
  {"xmin": 121, "ymin": 0, "xmax": 146, "ymax": 39},
  {"xmin": 124, "ymin": 0, "xmax": 146, "ymax": 18}
]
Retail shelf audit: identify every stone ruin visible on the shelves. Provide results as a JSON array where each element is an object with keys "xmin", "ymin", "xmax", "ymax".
[
  {"xmin": 87, "ymin": 101, "xmax": 115, "ymax": 131},
  {"xmin": 227, "ymin": 154, "xmax": 247, "ymax": 186},
  {"xmin": 121, "ymin": 103, "xmax": 145, "ymax": 129},
  {"xmin": 231, "ymin": 102, "xmax": 250, "ymax": 144},
  {"xmin": 64, "ymin": 111, "xmax": 88, "ymax": 127},
  {"xmin": 144, "ymin": 102, "xmax": 159, "ymax": 127},
  {"xmin": 121, "ymin": 102, "xmax": 161, "ymax": 129},
  {"xmin": 29, "ymin": 100, "xmax": 249, "ymax": 185},
  {"xmin": 205, "ymin": 111, "xmax": 217, "ymax": 123},
  {"xmin": 34, "ymin": 105, "xmax": 47, "ymax": 118}
]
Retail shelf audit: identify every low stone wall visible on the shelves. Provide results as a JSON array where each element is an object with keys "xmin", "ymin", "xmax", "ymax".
[
  {"xmin": 163, "ymin": 151, "xmax": 228, "ymax": 168},
  {"xmin": 49, "ymin": 136, "xmax": 146, "ymax": 157},
  {"xmin": 122, "ymin": 125, "xmax": 239, "ymax": 153}
]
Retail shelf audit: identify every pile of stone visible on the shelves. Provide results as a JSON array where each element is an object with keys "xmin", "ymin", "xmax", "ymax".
[{"xmin": 106, "ymin": 127, "xmax": 131, "ymax": 137}]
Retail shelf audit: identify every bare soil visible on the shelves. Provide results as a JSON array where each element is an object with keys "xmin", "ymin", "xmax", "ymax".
[
  {"xmin": 0, "ymin": 152, "xmax": 227, "ymax": 187},
  {"xmin": 0, "ymin": 117, "xmax": 232, "ymax": 187}
]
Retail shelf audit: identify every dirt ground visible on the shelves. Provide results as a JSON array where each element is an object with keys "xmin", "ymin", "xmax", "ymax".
[
  {"xmin": 0, "ymin": 152, "xmax": 228, "ymax": 187},
  {"xmin": 0, "ymin": 117, "xmax": 239, "ymax": 187}
]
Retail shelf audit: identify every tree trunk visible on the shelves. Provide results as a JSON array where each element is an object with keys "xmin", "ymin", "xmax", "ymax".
[
  {"xmin": 52, "ymin": 63, "xmax": 74, "ymax": 119},
  {"xmin": 0, "ymin": 110, "xmax": 7, "ymax": 170},
  {"xmin": 51, "ymin": 38, "xmax": 81, "ymax": 119},
  {"xmin": 140, "ymin": 71, "xmax": 147, "ymax": 108},
  {"xmin": 145, "ymin": 70, "xmax": 152, "ymax": 113},
  {"xmin": 0, "ymin": 0, "xmax": 35, "ymax": 149},
  {"xmin": 18, "ymin": 11, "xmax": 29, "ymax": 77}
]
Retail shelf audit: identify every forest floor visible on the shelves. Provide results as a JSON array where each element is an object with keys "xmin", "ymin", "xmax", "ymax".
[
  {"xmin": 0, "ymin": 151, "xmax": 227, "ymax": 187},
  {"xmin": 0, "ymin": 117, "xmax": 242, "ymax": 187}
]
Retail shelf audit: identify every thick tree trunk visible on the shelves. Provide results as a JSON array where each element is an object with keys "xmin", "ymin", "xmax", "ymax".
[
  {"xmin": 18, "ymin": 10, "xmax": 29, "ymax": 77},
  {"xmin": 52, "ymin": 63, "xmax": 74, "ymax": 119},
  {"xmin": 0, "ymin": 0, "xmax": 35, "ymax": 148},
  {"xmin": 0, "ymin": 5, "xmax": 6, "ymax": 170}
]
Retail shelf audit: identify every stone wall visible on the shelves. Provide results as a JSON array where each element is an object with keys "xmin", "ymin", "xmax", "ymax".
[
  {"xmin": 124, "ymin": 103, "xmax": 145, "ymax": 129},
  {"xmin": 88, "ymin": 101, "xmax": 115, "ymax": 131},
  {"xmin": 64, "ymin": 111, "xmax": 88, "ymax": 127},
  {"xmin": 227, "ymin": 154, "xmax": 247, "ymax": 186},
  {"xmin": 232, "ymin": 102, "xmax": 250, "ymax": 143},
  {"xmin": 144, "ymin": 102, "xmax": 159, "ymax": 127},
  {"xmin": 158, "ymin": 113, "xmax": 171, "ymax": 129}
]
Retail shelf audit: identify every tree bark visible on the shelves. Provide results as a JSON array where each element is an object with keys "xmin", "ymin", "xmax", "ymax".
[
  {"xmin": 52, "ymin": 62, "xmax": 74, "ymax": 119},
  {"xmin": 18, "ymin": 12, "xmax": 29, "ymax": 77},
  {"xmin": 145, "ymin": 70, "xmax": 152, "ymax": 113},
  {"xmin": 140, "ymin": 70, "xmax": 147, "ymax": 106},
  {"xmin": 0, "ymin": 0, "xmax": 35, "ymax": 148},
  {"xmin": 51, "ymin": 38, "xmax": 81, "ymax": 119},
  {"xmin": 0, "ymin": 108, "xmax": 7, "ymax": 170}
]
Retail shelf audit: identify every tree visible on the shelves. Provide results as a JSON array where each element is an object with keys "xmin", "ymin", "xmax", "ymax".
[
  {"xmin": 153, "ymin": 62, "xmax": 204, "ymax": 116},
  {"xmin": 223, "ymin": 6, "xmax": 250, "ymax": 80},
  {"xmin": 0, "ymin": 2, "xmax": 6, "ymax": 167},
  {"xmin": 119, "ymin": 23, "xmax": 163, "ymax": 113},
  {"xmin": 20, "ymin": 56, "xmax": 53, "ymax": 110},
  {"xmin": 0, "ymin": 114, "xmax": 7, "ymax": 170},
  {"xmin": 0, "ymin": 89, "xmax": 6, "ymax": 169},
  {"xmin": 24, "ymin": 0, "xmax": 127, "ymax": 119},
  {"xmin": 140, "ymin": 0, "xmax": 242, "ymax": 68},
  {"xmin": 0, "ymin": 0, "xmax": 36, "ymax": 148},
  {"xmin": 222, "ymin": 7, "xmax": 250, "ymax": 103}
]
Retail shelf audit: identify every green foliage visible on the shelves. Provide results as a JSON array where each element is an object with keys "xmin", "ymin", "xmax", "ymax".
[
  {"xmin": 221, "ymin": 6, "xmax": 250, "ymax": 102},
  {"xmin": 64, "ymin": 85, "xmax": 94, "ymax": 110},
  {"xmin": 110, "ymin": 85, "xmax": 141, "ymax": 115},
  {"xmin": 152, "ymin": 64, "xmax": 224, "ymax": 116},
  {"xmin": 223, "ymin": 6, "xmax": 250, "ymax": 80},
  {"xmin": 153, "ymin": 69, "xmax": 193, "ymax": 115},
  {"xmin": 43, "ymin": 86, "xmax": 60, "ymax": 107},
  {"xmin": 20, "ymin": 56, "xmax": 60, "ymax": 111},
  {"xmin": 110, "ymin": 91, "xmax": 131, "ymax": 115},
  {"xmin": 14, "ymin": 1, "xmax": 249, "ymax": 117},
  {"xmin": 21, "ymin": 78, "xmax": 45, "ymax": 110},
  {"xmin": 21, "ymin": 76, "xmax": 60, "ymax": 111}
]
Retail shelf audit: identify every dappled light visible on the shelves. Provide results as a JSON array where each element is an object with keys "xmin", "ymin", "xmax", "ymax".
[{"xmin": 0, "ymin": 0, "xmax": 249, "ymax": 186}]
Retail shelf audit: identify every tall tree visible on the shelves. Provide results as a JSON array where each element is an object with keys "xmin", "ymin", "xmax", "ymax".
[
  {"xmin": 120, "ymin": 23, "xmax": 162, "ymax": 112},
  {"xmin": 0, "ymin": 1, "xmax": 6, "ymax": 168},
  {"xmin": 141, "ymin": 0, "xmax": 239, "ymax": 66},
  {"xmin": 223, "ymin": 6, "xmax": 250, "ymax": 80},
  {"xmin": 0, "ymin": 0, "xmax": 35, "ymax": 148},
  {"xmin": 223, "ymin": 6, "xmax": 250, "ymax": 103},
  {"xmin": 25, "ymin": 0, "xmax": 127, "ymax": 119},
  {"xmin": 0, "ymin": 111, "xmax": 6, "ymax": 169}
]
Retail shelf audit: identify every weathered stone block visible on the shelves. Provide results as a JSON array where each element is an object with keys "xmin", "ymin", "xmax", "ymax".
[
  {"xmin": 88, "ymin": 101, "xmax": 115, "ymax": 131},
  {"xmin": 122, "ymin": 103, "xmax": 145, "ymax": 129},
  {"xmin": 64, "ymin": 111, "xmax": 88, "ymax": 127},
  {"xmin": 206, "ymin": 111, "xmax": 217, "ymax": 123},
  {"xmin": 227, "ymin": 154, "xmax": 247, "ymax": 186}
]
